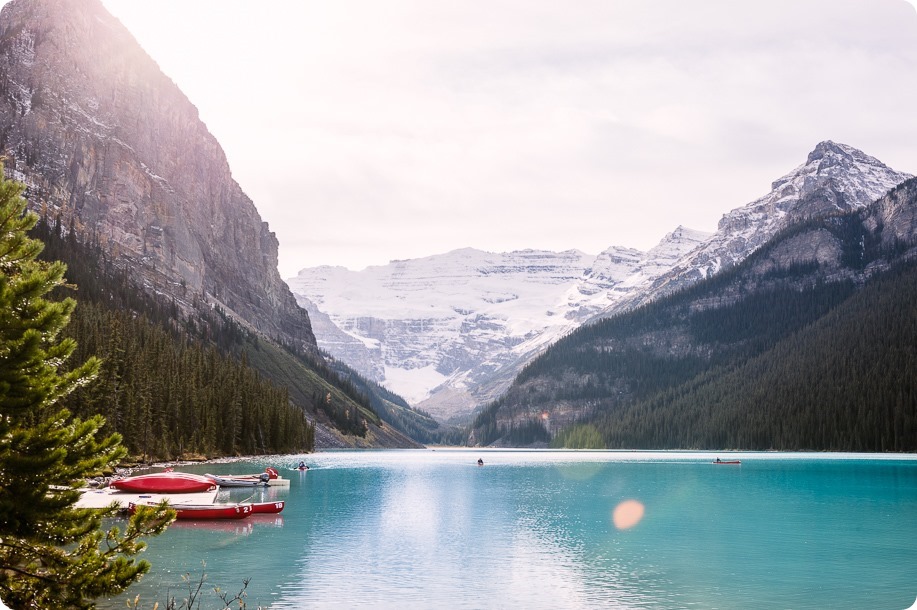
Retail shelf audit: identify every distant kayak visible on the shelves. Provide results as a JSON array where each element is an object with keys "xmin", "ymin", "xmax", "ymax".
[{"xmin": 713, "ymin": 459, "xmax": 742, "ymax": 465}]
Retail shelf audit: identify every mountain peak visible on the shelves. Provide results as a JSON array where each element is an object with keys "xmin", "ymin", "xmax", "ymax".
[
  {"xmin": 663, "ymin": 225, "xmax": 713, "ymax": 243},
  {"xmin": 807, "ymin": 140, "xmax": 856, "ymax": 162},
  {"xmin": 769, "ymin": 141, "xmax": 910, "ymax": 202},
  {"xmin": 805, "ymin": 140, "xmax": 888, "ymax": 170},
  {"xmin": 600, "ymin": 141, "xmax": 913, "ymax": 319}
]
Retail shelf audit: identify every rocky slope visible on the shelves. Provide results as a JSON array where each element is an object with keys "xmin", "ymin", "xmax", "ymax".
[{"xmin": 0, "ymin": 0, "xmax": 316, "ymax": 353}]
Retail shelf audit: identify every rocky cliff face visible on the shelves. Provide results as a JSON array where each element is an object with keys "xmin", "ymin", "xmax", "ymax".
[
  {"xmin": 865, "ymin": 178, "xmax": 917, "ymax": 248},
  {"xmin": 0, "ymin": 0, "xmax": 316, "ymax": 352}
]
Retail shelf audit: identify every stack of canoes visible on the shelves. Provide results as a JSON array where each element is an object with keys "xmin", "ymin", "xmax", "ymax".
[
  {"xmin": 109, "ymin": 470, "xmax": 286, "ymax": 520},
  {"xmin": 110, "ymin": 469, "xmax": 289, "ymax": 492}
]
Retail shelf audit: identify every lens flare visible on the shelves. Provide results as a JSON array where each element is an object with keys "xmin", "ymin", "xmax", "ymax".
[{"xmin": 612, "ymin": 499, "xmax": 645, "ymax": 530}]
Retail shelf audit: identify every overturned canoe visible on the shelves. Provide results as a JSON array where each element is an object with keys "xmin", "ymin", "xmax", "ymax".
[{"xmin": 111, "ymin": 472, "xmax": 217, "ymax": 494}]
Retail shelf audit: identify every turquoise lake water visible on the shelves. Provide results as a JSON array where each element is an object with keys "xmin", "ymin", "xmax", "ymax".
[{"xmin": 100, "ymin": 450, "xmax": 917, "ymax": 609}]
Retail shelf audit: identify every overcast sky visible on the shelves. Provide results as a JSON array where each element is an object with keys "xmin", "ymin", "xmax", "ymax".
[{"xmin": 92, "ymin": 0, "xmax": 917, "ymax": 277}]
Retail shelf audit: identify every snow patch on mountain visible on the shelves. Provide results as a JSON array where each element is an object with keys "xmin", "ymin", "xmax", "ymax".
[{"xmin": 289, "ymin": 232, "xmax": 709, "ymax": 419}]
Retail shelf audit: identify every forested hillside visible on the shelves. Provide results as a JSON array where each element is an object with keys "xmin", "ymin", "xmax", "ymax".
[
  {"xmin": 325, "ymin": 357, "xmax": 465, "ymax": 445},
  {"xmin": 32, "ymin": 217, "xmax": 396, "ymax": 459},
  {"xmin": 473, "ymin": 179, "xmax": 917, "ymax": 451},
  {"xmin": 585, "ymin": 262, "xmax": 917, "ymax": 450}
]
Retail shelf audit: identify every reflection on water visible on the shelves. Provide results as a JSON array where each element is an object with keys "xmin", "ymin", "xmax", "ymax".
[
  {"xmin": 99, "ymin": 450, "xmax": 917, "ymax": 610},
  {"xmin": 166, "ymin": 519, "xmax": 257, "ymax": 536}
]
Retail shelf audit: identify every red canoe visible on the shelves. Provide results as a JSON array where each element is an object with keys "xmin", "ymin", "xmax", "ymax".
[
  {"xmin": 713, "ymin": 459, "xmax": 742, "ymax": 465},
  {"xmin": 129, "ymin": 501, "xmax": 253, "ymax": 520},
  {"xmin": 111, "ymin": 472, "xmax": 217, "ymax": 494},
  {"xmin": 251, "ymin": 500, "xmax": 285, "ymax": 514}
]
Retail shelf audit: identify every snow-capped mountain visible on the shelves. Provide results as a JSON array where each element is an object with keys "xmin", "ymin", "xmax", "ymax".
[
  {"xmin": 289, "ymin": 142, "xmax": 911, "ymax": 422},
  {"xmin": 603, "ymin": 141, "xmax": 913, "ymax": 315},
  {"xmin": 289, "ymin": 231, "xmax": 709, "ymax": 421}
]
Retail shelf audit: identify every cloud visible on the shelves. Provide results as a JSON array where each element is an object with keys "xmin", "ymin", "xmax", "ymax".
[{"xmin": 99, "ymin": 0, "xmax": 917, "ymax": 276}]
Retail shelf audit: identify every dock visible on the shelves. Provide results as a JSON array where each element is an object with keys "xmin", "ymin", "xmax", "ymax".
[{"xmin": 75, "ymin": 486, "xmax": 219, "ymax": 510}]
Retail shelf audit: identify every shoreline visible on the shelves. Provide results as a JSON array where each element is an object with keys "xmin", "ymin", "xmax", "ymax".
[
  {"xmin": 151, "ymin": 451, "xmax": 311, "ymax": 469},
  {"xmin": 112, "ymin": 452, "xmax": 313, "ymax": 480}
]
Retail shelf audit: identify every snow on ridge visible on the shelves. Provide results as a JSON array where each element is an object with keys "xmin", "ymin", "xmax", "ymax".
[
  {"xmin": 288, "ymin": 229, "xmax": 707, "ymax": 414},
  {"xmin": 291, "ymin": 248, "xmax": 599, "ymax": 320},
  {"xmin": 602, "ymin": 141, "xmax": 913, "ymax": 319}
]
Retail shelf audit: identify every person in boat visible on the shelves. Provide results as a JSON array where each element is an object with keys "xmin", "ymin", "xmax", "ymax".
[
  {"xmin": 477, "ymin": 458, "xmax": 484, "ymax": 466},
  {"xmin": 298, "ymin": 461, "xmax": 309, "ymax": 470},
  {"xmin": 716, "ymin": 458, "xmax": 721, "ymax": 463}
]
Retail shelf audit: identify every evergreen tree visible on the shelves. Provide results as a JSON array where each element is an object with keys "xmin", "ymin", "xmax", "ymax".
[{"xmin": 0, "ymin": 169, "xmax": 173, "ymax": 609}]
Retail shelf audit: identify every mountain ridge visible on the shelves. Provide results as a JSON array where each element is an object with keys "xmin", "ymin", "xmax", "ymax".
[
  {"xmin": 474, "ymin": 175, "xmax": 917, "ymax": 450},
  {"xmin": 290, "ymin": 231, "xmax": 709, "ymax": 420},
  {"xmin": 600, "ymin": 140, "xmax": 912, "ymax": 317},
  {"xmin": 289, "ymin": 142, "xmax": 911, "ymax": 421}
]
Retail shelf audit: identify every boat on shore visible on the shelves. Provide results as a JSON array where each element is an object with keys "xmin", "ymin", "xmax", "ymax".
[
  {"xmin": 205, "ymin": 473, "xmax": 270, "ymax": 487},
  {"xmin": 206, "ymin": 467, "xmax": 290, "ymax": 487},
  {"xmin": 111, "ymin": 472, "xmax": 217, "ymax": 493}
]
